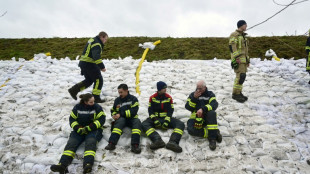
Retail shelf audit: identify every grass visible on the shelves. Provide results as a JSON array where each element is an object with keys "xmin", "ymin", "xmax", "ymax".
[{"xmin": 0, "ymin": 36, "xmax": 308, "ymax": 61}]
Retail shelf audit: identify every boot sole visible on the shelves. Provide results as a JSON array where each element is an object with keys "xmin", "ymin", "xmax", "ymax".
[
  {"xmin": 166, "ymin": 143, "xmax": 182, "ymax": 153},
  {"xmin": 68, "ymin": 89, "xmax": 77, "ymax": 100}
]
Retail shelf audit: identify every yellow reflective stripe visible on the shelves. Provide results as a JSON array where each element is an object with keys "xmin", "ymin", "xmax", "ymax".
[
  {"xmin": 209, "ymin": 97, "xmax": 216, "ymax": 103},
  {"xmin": 71, "ymin": 121, "xmax": 79, "ymax": 128},
  {"xmin": 84, "ymin": 150, "xmax": 96, "ymax": 157},
  {"xmin": 207, "ymin": 124, "xmax": 218, "ymax": 130},
  {"xmin": 150, "ymin": 114, "xmax": 156, "ymax": 119},
  {"xmin": 164, "ymin": 117, "xmax": 171, "ymax": 122},
  {"xmin": 92, "ymin": 89, "xmax": 101, "ymax": 95},
  {"xmin": 229, "ymin": 37, "xmax": 238, "ymax": 44},
  {"xmin": 132, "ymin": 129, "xmax": 141, "ymax": 135},
  {"xmin": 152, "ymin": 98, "xmax": 160, "ymax": 103},
  {"xmin": 93, "ymin": 120, "xmax": 101, "ymax": 128},
  {"xmin": 111, "ymin": 111, "xmax": 118, "ymax": 116},
  {"xmin": 146, "ymin": 128, "xmax": 155, "ymax": 136},
  {"xmin": 305, "ymin": 46, "xmax": 310, "ymax": 50},
  {"xmin": 173, "ymin": 128, "xmax": 183, "ymax": 135},
  {"xmin": 203, "ymin": 128, "xmax": 208, "ymax": 138},
  {"xmin": 91, "ymin": 43, "xmax": 101, "ymax": 49},
  {"xmin": 94, "ymin": 59, "xmax": 103, "ymax": 64},
  {"xmin": 125, "ymin": 110, "xmax": 131, "ymax": 118},
  {"xmin": 187, "ymin": 98, "xmax": 196, "ymax": 108},
  {"xmin": 171, "ymin": 104, "xmax": 174, "ymax": 109},
  {"xmin": 190, "ymin": 112, "xmax": 196, "ymax": 119},
  {"xmin": 63, "ymin": 150, "xmax": 75, "ymax": 158},
  {"xmin": 112, "ymin": 128, "xmax": 122, "ymax": 135},
  {"xmin": 70, "ymin": 111, "xmax": 77, "ymax": 119},
  {"xmin": 162, "ymin": 98, "xmax": 171, "ymax": 103},
  {"xmin": 232, "ymin": 50, "xmax": 241, "ymax": 58},
  {"xmin": 205, "ymin": 104, "xmax": 212, "ymax": 111},
  {"xmin": 134, "ymin": 115, "xmax": 138, "ymax": 118},
  {"xmin": 131, "ymin": 102, "xmax": 139, "ymax": 108},
  {"xmin": 96, "ymin": 111, "xmax": 105, "ymax": 119},
  {"xmin": 148, "ymin": 102, "xmax": 151, "ymax": 107},
  {"xmin": 159, "ymin": 112, "xmax": 167, "ymax": 117}
]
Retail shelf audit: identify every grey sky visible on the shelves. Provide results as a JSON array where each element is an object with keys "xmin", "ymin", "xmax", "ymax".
[{"xmin": 0, "ymin": 0, "xmax": 309, "ymax": 38}]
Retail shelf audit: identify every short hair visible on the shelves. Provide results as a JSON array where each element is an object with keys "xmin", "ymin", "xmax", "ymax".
[
  {"xmin": 118, "ymin": 84, "xmax": 128, "ymax": 90},
  {"xmin": 197, "ymin": 80, "xmax": 206, "ymax": 87},
  {"xmin": 98, "ymin": 31, "xmax": 108, "ymax": 38}
]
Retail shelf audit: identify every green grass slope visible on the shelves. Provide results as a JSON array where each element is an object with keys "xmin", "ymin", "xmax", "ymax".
[{"xmin": 0, "ymin": 36, "xmax": 307, "ymax": 61}]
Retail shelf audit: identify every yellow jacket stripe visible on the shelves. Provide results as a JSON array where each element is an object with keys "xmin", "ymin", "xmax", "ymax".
[
  {"xmin": 96, "ymin": 111, "xmax": 105, "ymax": 119},
  {"xmin": 205, "ymin": 104, "xmax": 213, "ymax": 111},
  {"xmin": 131, "ymin": 102, "xmax": 139, "ymax": 108},
  {"xmin": 125, "ymin": 110, "xmax": 131, "ymax": 118},
  {"xmin": 207, "ymin": 124, "xmax": 218, "ymax": 130},
  {"xmin": 93, "ymin": 120, "xmax": 101, "ymax": 128},
  {"xmin": 71, "ymin": 121, "xmax": 79, "ymax": 128},
  {"xmin": 70, "ymin": 111, "xmax": 77, "ymax": 120}
]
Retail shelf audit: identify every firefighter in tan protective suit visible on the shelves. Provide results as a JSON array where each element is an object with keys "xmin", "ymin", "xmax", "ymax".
[{"xmin": 229, "ymin": 20, "xmax": 249, "ymax": 103}]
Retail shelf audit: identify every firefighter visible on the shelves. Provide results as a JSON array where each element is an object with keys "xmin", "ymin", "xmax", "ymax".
[
  {"xmin": 68, "ymin": 31, "xmax": 108, "ymax": 103},
  {"xmin": 142, "ymin": 81, "xmax": 185, "ymax": 153},
  {"xmin": 229, "ymin": 20, "xmax": 249, "ymax": 103},
  {"xmin": 50, "ymin": 93, "xmax": 106, "ymax": 174},
  {"xmin": 105, "ymin": 84, "xmax": 142, "ymax": 154},
  {"xmin": 185, "ymin": 80, "xmax": 222, "ymax": 150},
  {"xmin": 306, "ymin": 29, "xmax": 310, "ymax": 84}
]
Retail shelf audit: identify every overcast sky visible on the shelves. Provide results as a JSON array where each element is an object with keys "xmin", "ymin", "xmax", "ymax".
[{"xmin": 0, "ymin": 0, "xmax": 309, "ymax": 38}]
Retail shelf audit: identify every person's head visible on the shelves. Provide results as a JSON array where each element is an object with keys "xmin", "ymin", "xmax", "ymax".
[
  {"xmin": 98, "ymin": 31, "xmax": 108, "ymax": 44},
  {"xmin": 237, "ymin": 20, "xmax": 247, "ymax": 31},
  {"xmin": 196, "ymin": 80, "xmax": 207, "ymax": 94},
  {"xmin": 157, "ymin": 81, "xmax": 167, "ymax": 95},
  {"xmin": 118, "ymin": 84, "xmax": 129, "ymax": 98},
  {"xmin": 79, "ymin": 93, "xmax": 95, "ymax": 106}
]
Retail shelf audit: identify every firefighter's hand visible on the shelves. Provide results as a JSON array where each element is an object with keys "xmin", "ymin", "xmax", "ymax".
[
  {"xmin": 77, "ymin": 127, "xmax": 87, "ymax": 135},
  {"xmin": 112, "ymin": 114, "xmax": 120, "ymax": 120},
  {"xmin": 162, "ymin": 121, "xmax": 169, "ymax": 129},
  {"xmin": 236, "ymin": 58, "xmax": 241, "ymax": 64},
  {"xmin": 194, "ymin": 118, "xmax": 204, "ymax": 129},
  {"xmin": 196, "ymin": 109, "xmax": 203, "ymax": 118},
  {"xmin": 101, "ymin": 68, "xmax": 106, "ymax": 72},
  {"xmin": 154, "ymin": 119, "xmax": 161, "ymax": 128},
  {"xmin": 194, "ymin": 91, "xmax": 201, "ymax": 98}
]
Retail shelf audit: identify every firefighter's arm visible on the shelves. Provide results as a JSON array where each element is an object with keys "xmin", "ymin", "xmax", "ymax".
[
  {"xmin": 123, "ymin": 97, "xmax": 139, "ymax": 118},
  {"xmin": 167, "ymin": 96, "xmax": 174, "ymax": 117},
  {"xmin": 202, "ymin": 92, "xmax": 218, "ymax": 113},
  {"xmin": 91, "ymin": 44, "xmax": 105, "ymax": 69},
  {"xmin": 86, "ymin": 106, "xmax": 106, "ymax": 132},
  {"xmin": 229, "ymin": 35, "xmax": 241, "ymax": 60},
  {"xmin": 185, "ymin": 93, "xmax": 199, "ymax": 112},
  {"xmin": 69, "ymin": 106, "xmax": 82, "ymax": 132},
  {"xmin": 110, "ymin": 100, "xmax": 120, "ymax": 117},
  {"xmin": 148, "ymin": 97, "xmax": 156, "ymax": 119},
  {"xmin": 306, "ymin": 38, "xmax": 310, "ymax": 54}
]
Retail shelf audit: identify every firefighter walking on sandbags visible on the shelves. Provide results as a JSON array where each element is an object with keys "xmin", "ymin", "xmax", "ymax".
[
  {"xmin": 104, "ymin": 84, "xmax": 143, "ymax": 154},
  {"xmin": 229, "ymin": 20, "xmax": 250, "ymax": 103},
  {"xmin": 185, "ymin": 80, "xmax": 222, "ymax": 150},
  {"xmin": 142, "ymin": 81, "xmax": 185, "ymax": 153},
  {"xmin": 68, "ymin": 31, "xmax": 108, "ymax": 103}
]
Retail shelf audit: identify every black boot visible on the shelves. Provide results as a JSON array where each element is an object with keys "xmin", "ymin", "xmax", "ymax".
[
  {"xmin": 83, "ymin": 163, "xmax": 92, "ymax": 174},
  {"xmin": 131, "ymin": 144, "xmax": 141, "ymax": 154},
  {"xmin": 209, "ymin": 139, "xmax": 216, "ymax": 151},
  {"xmin": 216, "ymin": 130, "xmax": 222, "ymax": 143},
  {"xmin": 166, "ymin": 141, "xmax": 182, "ymax": 153},
  {"xmin": 240, "ymin": 92, "xmax": 248, "ymax": 101},
  {"xmin": 105, "ymin": 142, "xmax": 116, "ymax": 150},
  {"xmin": 150, "ymin": 139, "xmax": 166, "ymax": 150},
  {"xmin": 307, "ymin": 159, "xmax": 310, "ymax": 165},
  {"xmin": 94, "ymin": 95, "xmax": 106, "ymax": 103},
  {"xmin": 232, "ymin": 94, "xmax": 246, "ymax": 103},
  {"xmin": 68, "ymin": 82, "xmax": 84, "ymax": 100},
  {"xmin": 50, "ymin": 164, "xmax": 68, "ymax": 174}
]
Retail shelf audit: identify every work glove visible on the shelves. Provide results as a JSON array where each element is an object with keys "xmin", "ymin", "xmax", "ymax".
[
  {"xmin": 150, "ymin": 114, "xmax": 161, "ymax": 128},
  {"xmin": 76, "ymin": 127, "xmax": 88, "ymax": 135},
  {"xmin": 194, "ymin": 117, "xmax": 204, "ymax": 129},
  {"xmin": 231, "ymin": 59, "xmax": 239, "ymax": 69},
  {"xmin": 162, "ymin": 117, "xmax": 171, "ymax": 129}
]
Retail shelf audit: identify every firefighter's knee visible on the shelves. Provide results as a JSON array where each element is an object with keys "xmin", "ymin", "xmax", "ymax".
[
  {"xmin": 85, "ymin": 137, "xmax": 97, "ymax": 150},
  {"xmin": 239, "ymin": 73, "xmax": 246, "ymax": 84}
]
